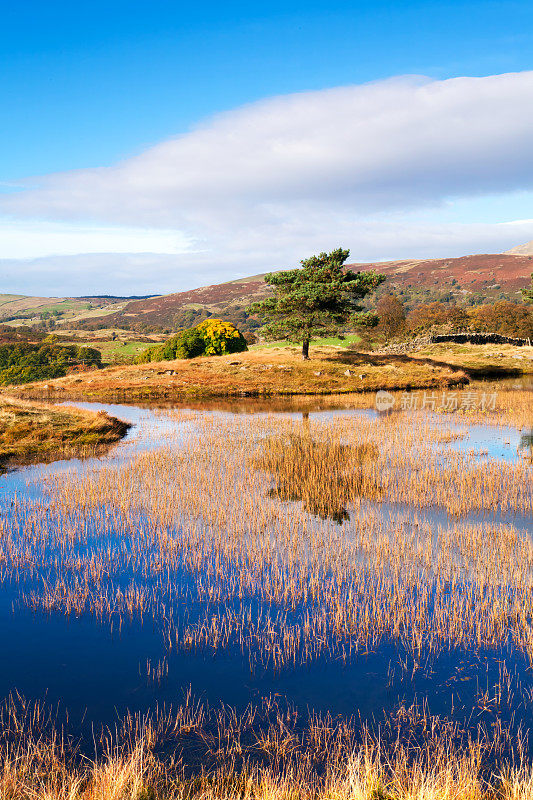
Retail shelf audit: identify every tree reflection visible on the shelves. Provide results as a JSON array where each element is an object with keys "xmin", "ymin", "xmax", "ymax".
[
  {"xmin": 519, "ymin": 429, "xmax": 533, "ymax": 462},
  {"xmin": 256, "ymin": 415, "xmax": 379, "ymax": 523}
]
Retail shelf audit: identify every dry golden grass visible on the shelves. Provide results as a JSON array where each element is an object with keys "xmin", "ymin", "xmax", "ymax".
[
  {"xmin": 10, "ymin": 345, "xmax": 467, "ymax": 401},
  {"xmin": 0, "ymin": 693, "xmax": 531, "ymax": 800},
  {"xmin": 410, "ymin": 342, "xmax": 533, "ymax": 376},
  {"xmin": 0, "ymin": 393, "xmax": 129, "ymax": 469}
]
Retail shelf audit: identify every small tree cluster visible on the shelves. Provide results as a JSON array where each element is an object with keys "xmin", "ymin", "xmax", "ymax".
[
  {"xmin": 468, "ymin": 301, "xmax": 533, "ymax": 338},
  {"xmin": 0, "ymin": 342, "xmax": 101, "ymax": 386},
  {"xmin": 136, "ymin": 319, "xmax": 247, "ymax": 363},
  {"xmin": 407, "ymin": 302, "xmax": 468, "ymax": 333}
]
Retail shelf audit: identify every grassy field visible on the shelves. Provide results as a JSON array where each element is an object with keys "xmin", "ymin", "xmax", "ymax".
[
  {"xmin": 73, "ymin": 338, "xmax": 153, "ymax": 362},
  {"xmin": 0, "ymin": 394, "xmax": 129, "ymax": 469},
  {"xmin": 0, "ymin": 294, "xmax": 130, "ymax": 325},
  {"xmin": 410, "ymin": 342, "xmax": 533, "ymax": 376},
  {"xmin": 9, "ymin": 344, "xmax": 467, "ymax": 400},
  {"xmin": 251, "ymin": 333, "xmax": 362, "ymax": 349}
]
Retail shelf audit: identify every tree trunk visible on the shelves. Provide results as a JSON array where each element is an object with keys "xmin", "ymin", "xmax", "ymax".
[{"xmin": 302, "ymin": 339, "xmax": 310, "ymax": 360}]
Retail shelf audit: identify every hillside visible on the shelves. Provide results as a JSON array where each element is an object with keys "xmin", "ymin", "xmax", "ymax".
[
  {"xmin": 0, "ymin": 293, "xmax": 155, "ymax": 327},
  {"xmin": 70, "ymin": 252, "xmax": 533, "ymax": 333},
  {"xmin": 73, "ymin": 275, "xmax": 272, "ymax": 333},
  {"xmin": 2, "ymin": 251, "xmax": 532, "ymax": 335},
  {"xmin": 358, "ymin": 252, "xmax": 533, "ymax": 307},
  {"xmin": 506, "ymin": 239, "xmax": 533, "ymax": 256}
]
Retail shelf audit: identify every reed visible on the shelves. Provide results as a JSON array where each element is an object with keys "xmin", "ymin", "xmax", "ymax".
[
  {"xmin": 0, "ymin": 385, "xmax": 531, "ymax": 795},
  {"xmin": 0, "ymin": 693, "xmax": 531, "ymax": 800}
]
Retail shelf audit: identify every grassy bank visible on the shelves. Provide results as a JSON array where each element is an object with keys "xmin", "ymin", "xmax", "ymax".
[
  {"xmin": 406, "ymin": 342, "xmax": 533, "ymax": 377},
  {"xmin": 10, "ymin": 345, "xmax": 466, "ymax": 400},
  {"xmin": 0, "ymin": 394, "xmax": 129, "ymax": 469}
]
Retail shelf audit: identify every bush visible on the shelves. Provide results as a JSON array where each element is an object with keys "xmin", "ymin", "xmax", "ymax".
[
  {"xmin": 172, "ymin": 328, "xmax": 206, "ymax": 359},
  {"xmin": 196, "ymin": 319, "xmax": 248, "ymax": 355},
  {"xmin": 134, "ymin": 320, "xmax": 247, "ymax": 363}
]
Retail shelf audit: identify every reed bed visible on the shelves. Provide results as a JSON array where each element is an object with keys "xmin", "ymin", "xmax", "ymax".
[
  {"xmin": 1, "ymin": 402, "xmax": 531, "ymax": 666},
  {"xmin": 0, "ymin": 389, "xmax": 532, "ymax": 794},
  {"xmin": 0, "ymin": 692, "xmax": 532, "ymax": 800}
]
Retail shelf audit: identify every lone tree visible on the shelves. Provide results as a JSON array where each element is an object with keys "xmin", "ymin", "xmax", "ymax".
[{"xmin": 249, "ymin": 248, "xmax": 386, "ymax": 359}]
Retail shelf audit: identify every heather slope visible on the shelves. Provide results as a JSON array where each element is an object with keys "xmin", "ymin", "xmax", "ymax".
[{"xmin": 71, "ymin": 253, "xmax": 533, "ymax": 333}]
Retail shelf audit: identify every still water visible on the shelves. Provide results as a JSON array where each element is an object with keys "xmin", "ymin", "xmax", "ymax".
[{"xmin": 1, "ymin": 386, "xmax": 532, "ymax": 749}]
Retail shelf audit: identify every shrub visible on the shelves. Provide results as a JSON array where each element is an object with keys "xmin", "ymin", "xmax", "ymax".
[
  {"xmin": 173, "ymin": 328, "xmax": 206, "ymax": 359},
  {"xmin": 134, "ymin": 320, "xmax": 247, "ymax": 363},
  {"xmin": 195, "ymin": 319, "xmax": 248, "ymax": 356}
]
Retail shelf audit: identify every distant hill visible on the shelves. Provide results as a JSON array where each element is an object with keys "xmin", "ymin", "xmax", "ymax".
[
  {"xmin": 355, "ymin": 252, "xmax": 533, "ymax": 307},
  {"xmin": 505, "ymin": 240, "xmax": 533, "ymax": 256},
  {"xmin": 73, "ymin": 252, "xmax": 533, "ymax": 333},
  {"xmin": 73, "ymin": 275, "xmax": 272, "ymax": 333},
  {"xmin": 2, "ymin": 252, "xmax": 532, "ymax": 334},
  {"xmin": 0, "ymin": 294, "xmax": 156, "ymax": 327}
]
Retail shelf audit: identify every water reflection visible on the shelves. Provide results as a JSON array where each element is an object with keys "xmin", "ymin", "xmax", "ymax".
[
  {"xmin": 519, "ymin": 429, "xmax": 533, "ymax": 462},
  {"xmin": 256, "ymin": 412, "xmax": 379, "ymax": 523}
]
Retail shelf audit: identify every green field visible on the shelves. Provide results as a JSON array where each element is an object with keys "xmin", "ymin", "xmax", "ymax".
[
  {"xmin": 73, "ymin": 339, "xmax": 151, "ymax": 363},
  {"xmin": 0, "ymin": 294, "xmax": 128, "ymax": 325},
  {"xmin": 251, "ymin": 333, "xmax": 362, "ymax": 349}
]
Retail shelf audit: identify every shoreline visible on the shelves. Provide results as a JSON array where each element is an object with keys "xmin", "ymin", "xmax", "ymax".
[
  {"xmin": 6, "ymin": 345, "xmax": 469, "ymax": 402},
  {"xmin": 0, "ymin": 394, "xmax": 130, "ymax": 471}
]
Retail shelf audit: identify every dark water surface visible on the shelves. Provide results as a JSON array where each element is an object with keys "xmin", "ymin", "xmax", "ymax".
[{"xmin": 1, "ymin": 385, "xmax": 532, "ymax": 749}]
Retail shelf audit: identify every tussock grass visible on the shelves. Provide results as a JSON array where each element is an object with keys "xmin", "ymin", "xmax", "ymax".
[{"xmin": 0, "ymin": 394, "xmax": 129, "ymax": 469}]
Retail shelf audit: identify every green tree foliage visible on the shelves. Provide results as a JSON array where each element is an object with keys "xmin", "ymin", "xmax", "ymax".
[
  {"xmin": 135, "ymin": 320, "xmax": 247, "ymax": 363},
  {"xmin": 0, "ymin": 342, "xmax": 101, "ymax": 385},
  {"xmin": 522, "ymin": 273, "xmax": 533, "ymax": 303},
  {"xmin": 248, "ymin": 248, "xmax": 386, "ymax": 358}
]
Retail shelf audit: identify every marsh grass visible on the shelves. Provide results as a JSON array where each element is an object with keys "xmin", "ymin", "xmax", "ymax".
[
  {"xmin": 0, "ymin": 693, "xmax": 532, "ymax": 800},
  {"xmin": 0, "ymin": 394, "xmax": 129, "ymax": 469},
  {"xmin": 1, "ymin": 387, "xmax": 532, "ymax": 797}
]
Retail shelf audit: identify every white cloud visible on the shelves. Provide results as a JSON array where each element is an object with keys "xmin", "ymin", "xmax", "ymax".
[
  {"xmin": 0, "ymin": 219, "xmax": 192, "ymax": 259},
  {"xmin": 4, "ymin": 72, "xmax": 533, "ymax": 226},
  {"xmin": 2, "ymin": 71, "xmax": 533, "ymax": 294},
  {"xmin": 2, "ymin": 216, "xmax": 533, "ymax": 296}
]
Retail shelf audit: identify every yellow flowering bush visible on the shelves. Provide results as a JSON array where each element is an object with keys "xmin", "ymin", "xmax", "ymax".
[
  {"xmin": 195, "ymin": 319, "xmax": 248, "ymax": 355},
  {"xmin": 135, "ymin": 318, "xmax": 248, "ymax": 362}
]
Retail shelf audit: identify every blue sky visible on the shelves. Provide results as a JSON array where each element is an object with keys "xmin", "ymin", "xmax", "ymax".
[{"xmin": 1, "ymin": 0, "xmax": 533, "ymax": 294}]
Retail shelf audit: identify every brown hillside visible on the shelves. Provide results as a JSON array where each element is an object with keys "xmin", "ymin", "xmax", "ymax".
[
  {"xmin": 75, "ymin": 253, "xmax": 533, "ymax": 332},
  {"xmin": 354, "ymin": 253, "xmax": 533, "ymax": 291}
]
